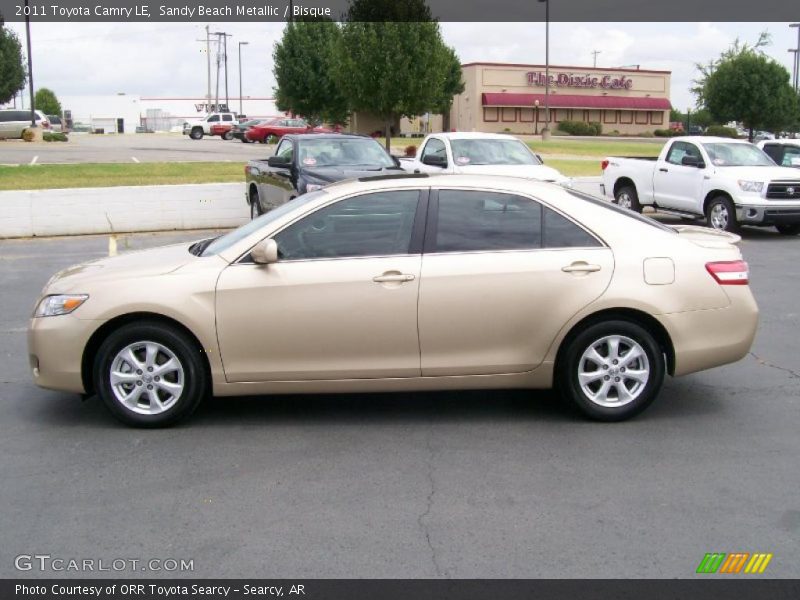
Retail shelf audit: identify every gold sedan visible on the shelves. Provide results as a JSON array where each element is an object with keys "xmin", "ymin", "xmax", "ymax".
[{"xmin": 28, "ymin": 174, "xmax": 758, "ymax": 426}]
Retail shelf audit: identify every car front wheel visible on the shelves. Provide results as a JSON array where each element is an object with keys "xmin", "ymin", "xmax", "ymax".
[
  {"xmin": 93, "ymin": 322, "xmax": 208, "ymax": 427},
  {"xmin": 189, "ymin": 127, "xmax": 203, "ymax": 140},
  {"xmin": 558, "ymin": 320, "xmax": 665, "ymax": 421},
  {"xmin": 706, "ymin": 196, "xmax": 739, "ymax": 232}
]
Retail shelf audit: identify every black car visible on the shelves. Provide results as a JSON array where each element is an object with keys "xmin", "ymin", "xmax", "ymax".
[
  {"xmin": 245, "ymin": 134, "xmax": 404, "ymax": 219},
  {"xmin": 232, "ymin": 119, "xmax": 268, "ymax": 143}
]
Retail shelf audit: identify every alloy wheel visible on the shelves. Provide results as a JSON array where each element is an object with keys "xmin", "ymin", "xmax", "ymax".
[
  {"xmin": 109, "ymin": 341, "xmax": 184, "ymax": 415},
  {"xmin": 577, "ymin": 335, "xmax": 650, "ymax": 407}
]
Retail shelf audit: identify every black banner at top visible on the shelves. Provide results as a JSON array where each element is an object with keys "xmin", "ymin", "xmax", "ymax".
[{"xmin": 0, "ymin": 0, "xmax": 798, "ymax": 23}]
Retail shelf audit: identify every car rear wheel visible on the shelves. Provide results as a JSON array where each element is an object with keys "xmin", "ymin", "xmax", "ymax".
[
  {"xmin": 222, "ymin": 131, "xmax": 233, "ymax": 141},
  {"xmin": 706, "ymin": 196, "xmax": 739, "ymax": 232},
  {"xmin": 614, "ymin": 185, "xmax": 641, "ymax": 213},
  {"xmin": 189, "ymin": 127, "xmax": 203, "ymax": 140},
  {"xmin": 775, "ymin": 224, "xmax": 800, "ymax": 236},
  {"xmin": 558, "ymin": 320, "xmax": 665, "ymax": 421},
  {"xmin": 93, "ymin": 322, "xmax": 207, "ymax": 427}
]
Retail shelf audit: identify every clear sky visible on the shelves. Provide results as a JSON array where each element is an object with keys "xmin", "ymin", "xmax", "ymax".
[{"xmin": 5, "ymin": 21, "xmax": 799, "ymax": 112}]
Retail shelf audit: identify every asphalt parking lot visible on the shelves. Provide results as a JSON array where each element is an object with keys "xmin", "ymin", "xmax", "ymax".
[
  {"xmin": 0, "ymin": 227, "xmax": 798, "ymax": 578},
  {"xmin": 0, "ymin": 133, "xmax": 271, "ymax": 165}
]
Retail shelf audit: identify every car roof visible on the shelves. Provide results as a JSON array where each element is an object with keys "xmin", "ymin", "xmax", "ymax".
[
  {"xmin": 758, "ymin": 139, "xmax": 799, "ymax": 146},
  {"xmin": 285, "ymin": 133, "xmax": 371, "ymax": 141},
  {"xmin": 678, "ymin": 136, "xmax": 751, "ymax": 144}
]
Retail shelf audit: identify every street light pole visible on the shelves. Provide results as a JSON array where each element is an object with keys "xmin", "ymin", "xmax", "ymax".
[
  {"xmin": 238, "ymin": 41, "xmax": 249, "ymax": 116},
  {"xmin": 791, "ymin": 24, "xmax": 800, "ymax": 91},
  {"xmin": 538, "ymin": 0, "xmax": 550, "ymax": 140},
  {"xmin": 790, "ymin": 49, "xmax": 799, "ymax": 91}
]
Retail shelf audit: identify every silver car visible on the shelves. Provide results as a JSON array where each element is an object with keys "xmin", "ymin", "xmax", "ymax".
[{"xmin": 0, "ymin": 109, "xmax": 49, "ymax": 139}]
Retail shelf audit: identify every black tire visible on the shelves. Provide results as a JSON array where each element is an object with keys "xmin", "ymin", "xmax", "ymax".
[
  {"xmin": 222, "ymin": 131, "xmax": 233, "ymax": 141},
  {"xmin": 240, "ymin": 137, "xmax": 251, "ymax": 143},
  {"xmin": 93, "ymin": 321, "xmax": 208, "ymax": 427},
  {"xmin": 189, "ymin": 127, "xmax": 203, "ymax": 140},
  {"xmin": 614, "ymin": 184, "xmax": 642, "ymax": 213},
  {"xmin": 705, "ymin": 195, "xmax": 739, "ymax": 232},
  {"xmin": 250, "ymin": 187, "xmax": 262, "ymax": 220},
  {"xmin": 775, "ymin": 224, "xmax": 800, "ymax": 236},
  {"xmin": 557, "ymin": 320, "xmax": 665, "ymax": 421}
]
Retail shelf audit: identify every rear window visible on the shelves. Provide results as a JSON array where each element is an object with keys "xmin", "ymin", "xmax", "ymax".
[{"xmin": 567, "ymin": 190, "xmax": 676, "ymax": 233}]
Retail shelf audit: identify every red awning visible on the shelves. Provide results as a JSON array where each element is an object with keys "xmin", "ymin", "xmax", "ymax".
[{"xmin": 482, "ymin": 92, "xmax": 671, "ymax": 110}]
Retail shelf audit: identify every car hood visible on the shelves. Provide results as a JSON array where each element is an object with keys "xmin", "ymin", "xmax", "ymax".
[
  {"xmin": 302, "ymin": 166, "xmax": 404, "ymax": 182},
  {"xmin": 452, "ymin": 163, "xmax": 568, "ymax": 182},
  {"xmin": 44, "ymin": 243, "xmax": 198, "ymax": 293},
  {"xmin": 713, "ymin": 166, "xmax": 799, "ymax": 181}
]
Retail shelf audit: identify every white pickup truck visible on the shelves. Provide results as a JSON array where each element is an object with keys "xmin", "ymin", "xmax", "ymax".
[
  {"xmin": 399, "ymin": 132, "xmax": 571, "ymax": 186},
  {"xmin": 601, "ymin": 136, "xmax": 800, "ymax": 235},
  {"xmin": 182, "ymin": 112, "xmax": 238, "ymax": 140}
]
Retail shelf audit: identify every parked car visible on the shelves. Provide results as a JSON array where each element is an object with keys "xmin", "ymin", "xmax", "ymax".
[
  {"xmin": 758, "ymin": 139, "xmax": 800, "ymax": 169},
  {"xmin": 601, "ymin": 136, "xmax": 800, "ymax": 235},
  {"xmin": 47, "ymin": 115, "xmax": 65, "ymax": 133},
  {"xmin": 28, "ymin": 173, "xmax": 758, "ymax": 427},
  {"xmin": 0, "ymin": 109, "xmax": 50, "ymax": 139},
  {"xmin": 399, "ymin": 132, "xmax": 571, "ymax": 185},
  {"xmin": 245, "ymin": 133, "xmax": 403, "ymax": 219},
  {"xmin": 182, "ymin": 112, "xmax": 238, "ymax": 140},
  {"xmin": 231, "ymin": 119, "xmax": 268, "ymax": 143},
  {"xmin": 245, "ymin": 117, "xmax": 331, "ymax": 144}
]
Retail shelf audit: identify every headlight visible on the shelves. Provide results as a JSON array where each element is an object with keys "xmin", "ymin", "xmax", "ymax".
[
  {"xmin": 34, "ymin": 294, "xmax": 88, "ymax": 318},
  {"xmin": 738, "ymin": 180, "xmax": 764, "ymax": 193},
  {"xmin": 305, "ymin": 183, "xmax": 325, "ymax": 192}
]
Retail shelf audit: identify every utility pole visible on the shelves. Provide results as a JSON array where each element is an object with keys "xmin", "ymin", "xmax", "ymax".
[
  {"xmin": 24, "ymin": 0, "xmax": 35, "ymax": 126},
  {"xmin": 223, "ymin": 33, "xmax": 230, "ymax": 110},
  {"xmin": 591, "ymin": 50, "xmax": 601, "ymax": 68},
  {"xmin": 790, "ymin": 49, "xmax": 798, "ymax": 92},
  {"xmin": 538, "ymin": 0, "xmax": 550, "ymax": 140},
  {"xmin": 195, "ymin": 26, "xmax": 213, "ymax": 112},
  {"xmin": 790, "ymin": 23, "xmax": 800, "ymax": 92},
  {"xmin": 238, "ymin": 41, "xmax": 249, "ymax": 116}
]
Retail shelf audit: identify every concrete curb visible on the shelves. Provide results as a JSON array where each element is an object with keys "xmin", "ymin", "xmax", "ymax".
[{"xmin": 0, "ymin": 183, "xmax": 249, "ymax": 239}]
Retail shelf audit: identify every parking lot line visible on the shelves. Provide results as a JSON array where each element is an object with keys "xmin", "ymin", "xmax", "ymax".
[
  {"xmin": 30, "ymin": 156, "xmax": 38, "ymax": 165},
  {"xmin": 131, "ymin": 156, "xmax": 140, "ymax": 163}
]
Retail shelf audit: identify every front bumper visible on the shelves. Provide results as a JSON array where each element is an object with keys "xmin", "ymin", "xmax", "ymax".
[
  {"xmin": 28, "ymin": 315, "xmax": 101, "ymax": 394},
  {"xmin": 736, "ymin": 204, "xmax": 800, "ymax": 226}
]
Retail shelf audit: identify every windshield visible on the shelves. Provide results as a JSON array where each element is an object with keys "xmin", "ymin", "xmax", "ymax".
[
  {"xmin": 702, "ymin": 143, "xmax": 776, "ymax": 167},
  {"xmin": 296, "ymin": 138, "xmax": 396, "ymax": 168},
  {"xmin": 200, "ymin": 191, "xmax": 327, "ymax": 257},
  {"xmin": 449, "ymin": 139, "xmax": 541, "ymax": 166}
]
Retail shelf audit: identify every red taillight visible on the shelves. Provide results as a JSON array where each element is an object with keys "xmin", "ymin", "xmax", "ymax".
[
  {"xmin": 706, "ymin": 260, "xmax": 749, "ymax": 285},
  {"xmin": 601, "ymin": 159, "xmax": 609, "ymax": 170}
]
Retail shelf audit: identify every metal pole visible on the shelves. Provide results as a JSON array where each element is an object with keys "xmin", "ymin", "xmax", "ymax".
[
  {"xmin": 790, "ymin": 50, "xmax": 799, "ymax": 91},
  {"xmin": 238, "ymin": 42, "xmax": 249, "ymax": 116},
  {"xmin": 213, "ymin": 32, "xmax": 222, "ymax": 112},
  {"xmin": 791, "ymin": 24, "xmax": 800, "ymax": 91},
  {"xmin": 223, "ymin": 34, "xmax": 229, "ymax": 111},
  {"xmin": 206, "ymin": 25, "xmax": 211, "ymax": 110},
  {"xmin": 24, "ymin": 0, "xmax": 35, "ymax": 126},
  {"xmin": 545, "ymin": 0, "xmax": 549, "ymax": 136}
]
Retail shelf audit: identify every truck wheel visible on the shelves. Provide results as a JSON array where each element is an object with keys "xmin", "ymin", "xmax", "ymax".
[
  {"xmin": 614, "ymin": 185, "xmax": 642, "ymax": 213},
  {"xmin": 706, "ymin": 196, "xmax": 739, "ymax": 232},
  {"xmin": 190, "ymin": 127, "xmax": 203, "ymax": 140},
  {"xmin": 250, "ymin": 188, "xmax": 262, "ymax": 220},
  {"xmin": 775, "ymin": 224, "xmax": 800, "ymax": 236},
  {"xmin": 222, "ymin": 131, "xmax": 233, "ymax": 141}
]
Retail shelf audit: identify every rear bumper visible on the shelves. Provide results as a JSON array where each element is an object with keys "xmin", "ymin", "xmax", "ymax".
[
  {"xmin": 736, "ymin": 204, "xmax": 800, "ymax": 226},
  {"xmin": 656, "ymin": 286, "xmax": 758, "ymax": 377}
]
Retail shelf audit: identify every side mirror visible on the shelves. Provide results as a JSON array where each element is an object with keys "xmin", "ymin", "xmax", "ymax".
[
  {"xmin": 267, "ymin": 155, "xmax": 291, "ymax": 168},
  {"xmin": 681, "ymin": 155, "xmax": 705, "ymax": 168},
  {"xmin": 251, "ymin": 239, "xmax": 278, "ymax": 265},
  {"xmin": 422, "ymin": 154, "xmax": 448, "ymax": 168}
]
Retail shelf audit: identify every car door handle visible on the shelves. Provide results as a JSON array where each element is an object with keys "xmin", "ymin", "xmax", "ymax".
[
  {"xmin": 373, "ymin": 272, "xmax": 415, "ymax": 283},
  {"xmin": 562, "ymin": 262, "xmax": 601, "ymax": 273},
  {"xmin": 659, "ymin": 168, "xmax": 668, "ymax": 172}
]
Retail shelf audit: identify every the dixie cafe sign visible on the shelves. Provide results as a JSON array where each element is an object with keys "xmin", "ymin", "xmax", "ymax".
[{"xmin": 526, "ymin": 71, "xmax": 634, "ymax": 90}]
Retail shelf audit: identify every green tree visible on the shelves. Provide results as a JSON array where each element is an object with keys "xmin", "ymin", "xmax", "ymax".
[
  {"xmin": 432, "ymin": 46, "xmax": 465, "ymax": 131},
  {"xmin": 339, "ymin": 0, "xmax": 462, "ymax": 150},
  {"xmin": 273, "ymin": 19, "xmax": 349, "ymax": 126},
  {"xmin": 0, "ymin": 17, "xmax": 26, "ymax": 105},
  {"xmin": 694, "ymin": 33, "xmax": 799, "ymax": 141},
  {"xmin": 34, "ymin": 87, "xmax": 62, "ymax": 116}
]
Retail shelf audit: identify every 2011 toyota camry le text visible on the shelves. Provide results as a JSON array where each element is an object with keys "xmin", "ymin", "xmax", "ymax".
[{"xmin": 27, "ymin": 174, "xmax": 759, "ymax": 427}]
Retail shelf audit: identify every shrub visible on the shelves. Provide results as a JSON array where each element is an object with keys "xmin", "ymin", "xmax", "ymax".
[
  {"xmin": 21, "ymin": 128, "xmax": 35, "ymax": 142},
  {"xmin": 43, "ymin": 132, "xmax": 68, "ymax": 142},
  {"xmin": 557, "ymin": 120, "xmax": 601, "ymax": 136},
  {"xmin": 705, "ymin": 125, "xmax": 738, "ymax": 138},
  {"xmin": 640, "ymin": 131, "xmax": 655, "ymax": 138}
]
